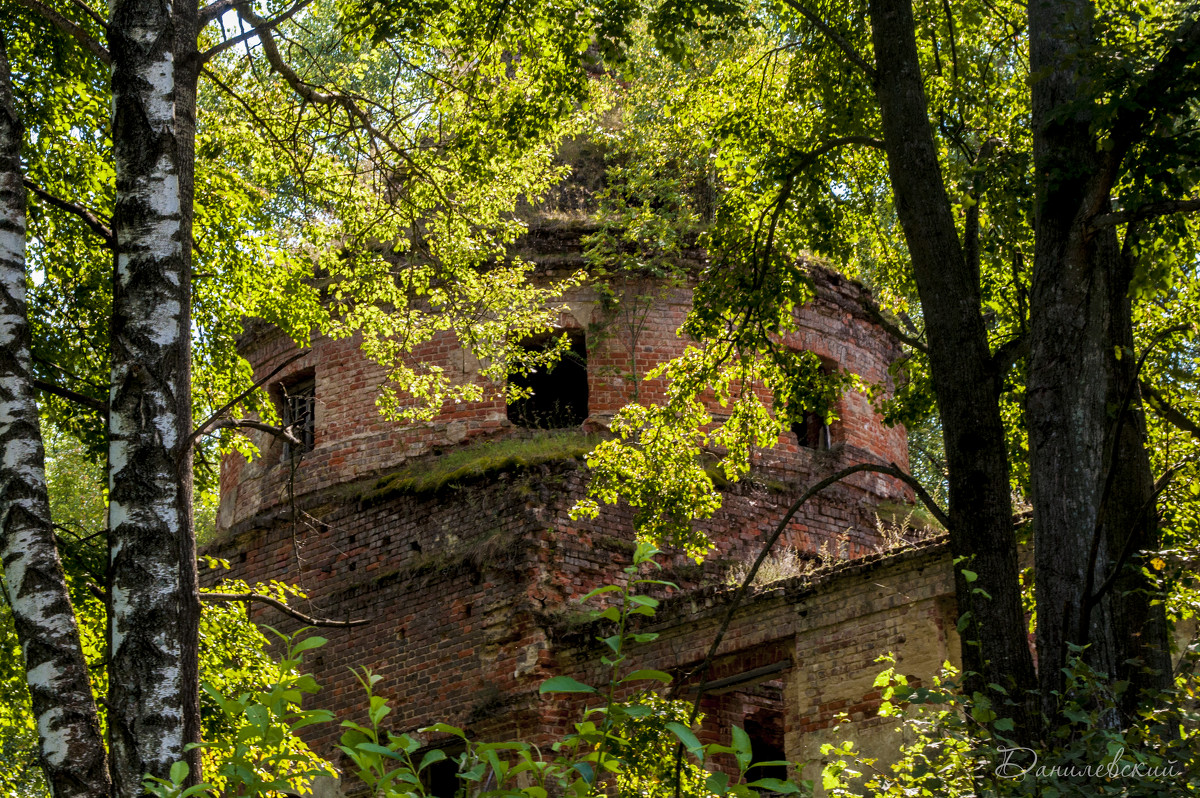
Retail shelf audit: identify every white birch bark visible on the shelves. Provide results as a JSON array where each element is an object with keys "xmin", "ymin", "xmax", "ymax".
[
  {"xmin": 0, "ymin": 36, "xmax": 110, "ymax": 798},
  {"xmin": 107, "ymin": 1, "xmax": 199, "ymax": 792}
]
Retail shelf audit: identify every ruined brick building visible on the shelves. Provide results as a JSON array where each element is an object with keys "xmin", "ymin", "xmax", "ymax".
[{"xmin": 203, "ymin": 219, "xmax": 963, "ymax": 788}]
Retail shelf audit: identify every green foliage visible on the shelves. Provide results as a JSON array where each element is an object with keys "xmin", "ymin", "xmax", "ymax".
[
  {"xmin": 146, "ymin": 628, "xmax": 335, "ymax": 798},
  {"xmin": 820, "ymin": 650, "xmax": 1200, "ymax": 797},
  {"xmin": 155, "ymin": 544, "xmax": 815, "ymax": 798}
]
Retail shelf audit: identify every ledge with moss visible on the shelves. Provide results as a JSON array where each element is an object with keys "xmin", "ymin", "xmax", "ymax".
[{"xmin": 357, "ymin": 430, "xmax": 602, "ymax": 506}]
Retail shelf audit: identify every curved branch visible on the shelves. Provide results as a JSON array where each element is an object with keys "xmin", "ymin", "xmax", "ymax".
[
  {"xmin": 683, "ymin": 462, "xmax": 946, "ymax": 717},
  {"xmin": 189, "ymin": 348, "xmax": 310, "ymax": 446},
  {"xmin": 200, "ymin": 418, "xmax": 301, "ymax": 445},
  {"xmin": 12, "ymin": 0, "xmax": 110, "ymax": 66},
  {"xmin": 200, "ymin": 0, "xmax": 314, "ymax": 63},
  {"xmin": 199, "ymin": 0, "xmax": 236, "ymax": 26},
  {"xmin": 201, "ymin": 592, "xmax": 369, "ymax": 628}
]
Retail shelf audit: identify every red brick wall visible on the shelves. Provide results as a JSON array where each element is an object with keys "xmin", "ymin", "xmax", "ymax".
[
  {"xmin": 205, "ymin": 257, "xmax": 934, "ymax": 784},
  {"xmin": 217, "ymin": 265, "xmax": 910, "ymax": 533}
]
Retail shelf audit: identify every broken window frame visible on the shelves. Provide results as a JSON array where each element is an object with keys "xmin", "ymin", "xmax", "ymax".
[{"xmin": 280, "ymin": 376, "xmax": 316, "ymax": 461}]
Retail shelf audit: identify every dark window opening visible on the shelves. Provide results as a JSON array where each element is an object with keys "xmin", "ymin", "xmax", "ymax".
[
  {"xmin": 422, "ymin": 744, "xmax": 465, "ymax": 798},
  {"xmin": 280, "ymin": 377, "xmax": 315, "ymax": 460},
  {"xmin": 745, "ymin": 715, "xmax": 788, "ymax": 785},
  {"xmin": 507, "ymin": 331, "xmax": 588, "ymax": 429},
  {"xmin": 791, "ymin": 413, "xmax": 831, "ymax": 450}
]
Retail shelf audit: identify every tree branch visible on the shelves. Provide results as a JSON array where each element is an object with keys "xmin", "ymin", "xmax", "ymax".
[
  {"xmin": 861, "ymin": 298, "xmax": 928, "ymax": 353},
  {"xmin": 200, "ymin": 0, "xmax": 314, "ymax": 63},
  {"xmin": 199, "ymin": 0, "xmax": 236, "ymax": 26},
  {"xmin": 779, "ymin": 0, "xmax": 877, "ymax": 80},
  {"xmin": 201, "ymin": 592, "xmax": 369, "ymax": 628},
  {"xmin": 23, "ymin": 179, "xmax": 113, "ymax": 244},
  {"xmin": 188, "ymin": 348, "xmax": 309, "ymax": 446},
  {"xmin": 1141, "ymin": 379, "xmax": 1200, "ymax": 441},
  {"xmin": 200, "ymin": 418, "xmax": 301, "ymax": 445},
  {"xmin": 989, "ymin": 334, "xmax": 1027, "ymax": 380},
  {"xmin": 12, "ymin": 0, "xmax": 110, "ymax": 66},
  {"xmin": 33, "ymin": 378, "xmax": 108, "ymax": 416},
  {"xmin": 1104, "ymin": 13, "xmax": 1200, "ymax": 183},
  {"xmin": 1089, "ymin": 198, "xmax": 1200, "ymax": 231},
  {"xmin": 680, "ymin": 462, "xmax": 947, "ymax": 715}
]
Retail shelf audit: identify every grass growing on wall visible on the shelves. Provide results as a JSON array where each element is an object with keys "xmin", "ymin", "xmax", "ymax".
[{"xmin": 360, "ymin": 431, "xmax": 601, "ymax": 505}]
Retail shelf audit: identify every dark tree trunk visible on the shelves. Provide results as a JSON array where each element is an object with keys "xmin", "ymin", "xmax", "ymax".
[
  {"xmin": 867, "ymin": 0, "xmax": 1038, "ymax": 733},
  {"xmin": 0, "ymin": 36, "xmax": 111, "ymax": 798},
  {"xmin": 107, "ymin": 1, "xmax": 199, "ymax": 792},
  {"xmin": 1027, "ymin": 0, "xmax": 1171, "ymax": 715}
]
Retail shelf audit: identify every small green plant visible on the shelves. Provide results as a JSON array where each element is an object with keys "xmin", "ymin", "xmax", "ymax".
[{"xmin": 144, "ymin": 628, "xmax": 336, "ymax": 798}]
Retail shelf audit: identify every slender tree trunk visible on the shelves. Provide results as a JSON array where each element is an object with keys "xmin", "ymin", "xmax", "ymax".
[
  {"xmin": 867, "ymin": 0, "xmax": 1038, "ymax": 734},
  {"xmin": 107, "ymin": 1, "xmax": 198, "ymax": 792},
  {"xmin": 173, "ymin": 0, "xmax": 203, "ymax": 781},
  {"xmin": 1027, "ymin": 0, "xmax": 1171, "ymax": 714},
  {"xmin": 0, "ymin": 36, "xmax": 110, "ymax": 798},
  {"xmin": 1100, "ymin": 239, "xmax": 1172, "ymax": 710}
]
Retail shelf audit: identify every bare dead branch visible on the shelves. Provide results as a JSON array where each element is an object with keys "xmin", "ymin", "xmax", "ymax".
[
  {"xmin": 201, "ymin": 418, "xmax": 301, "ymax": 445},
  {"xmin": 202, "ymin": 591, "xmax": 369, "ymax": 627},
  {"xmin": 23, "ymin": 178, "xmax": 113, "ymax": 244},
  {"xmin": 12, "ymin": 0, "xmax": 110, "ymax": 65},
  {"xmin": 681, "ymin": 462, "xmax": 947, "ymax": 713},
  {"xmin": 188, "ymin": 348, "xmax": 310, "ymax": 446}
]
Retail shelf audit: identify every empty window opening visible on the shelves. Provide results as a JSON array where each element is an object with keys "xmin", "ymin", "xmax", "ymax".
[
  {"xmin": 744, "ymin": 713, "xmax": 788, "ymax": 784},
  {"xmin": 280, "ymin": 377, "xmax": 315, "ymax": 460},
  {"xmin": 791, "ymin": 413, "xmax": 831, "ymax": 450},
  {"xmin": 422, "ymin": 743, "xmax": 465, "ymax": 798},
  {"xmin": 507, "ymin": 331, "xmax": 588, "ymax": 429}
]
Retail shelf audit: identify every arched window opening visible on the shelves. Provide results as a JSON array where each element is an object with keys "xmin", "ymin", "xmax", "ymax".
[{"xmin": 507, "ymin": 331, "xmax": 589, "ymax": 429}]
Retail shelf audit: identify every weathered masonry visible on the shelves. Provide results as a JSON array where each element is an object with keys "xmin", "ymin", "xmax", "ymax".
[{"xmin": 204, "ymin": 235, "xmax": 958, "ymax": 786}]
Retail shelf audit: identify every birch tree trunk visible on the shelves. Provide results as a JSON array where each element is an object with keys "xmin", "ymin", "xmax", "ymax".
[
  {"xmin": 107, "ymin": 0, "xmax": 200, "ymax": 791},
  {"xmin": 0, "ymin": 36, "xmax": 110, "ymax": 798}
]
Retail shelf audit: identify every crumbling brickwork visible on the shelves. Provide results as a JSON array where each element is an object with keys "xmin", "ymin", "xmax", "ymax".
[{"xmin": 205, "ymin": 244, "xmax": 953, "ymax": 789}]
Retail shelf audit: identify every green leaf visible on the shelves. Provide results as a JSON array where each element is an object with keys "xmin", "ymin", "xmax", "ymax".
[
  {"xmin": 732, "ymin": 725, "xmax": 752, "ymax": 770},
  {"xmin": 748, "ymin": 778, "xmax": 800, "ymax": 794},
  {"xmin": 539, "ymin": 676, "xmax": 597, "ymax": 694},
  {"xmin": 579, "ymin": 585, "xmax": 622, "ymax": 602},
  {"xmin": 169, "ymin": 761, "xmax": 190, "ymax": 785},
  {"xmin": 666, "ymin": 721, "xmax": 704, "ymax": 759},
  {"xmin": 619, "ymin": 669, "xmax": 672, "ymax": 684},
  {"xmin": 291, "ymin": 636, "xmax": 328, "ymax": 654},
  {"xmin": 961, "ymin": 569, "xmax": 978, "ymax": 583}
]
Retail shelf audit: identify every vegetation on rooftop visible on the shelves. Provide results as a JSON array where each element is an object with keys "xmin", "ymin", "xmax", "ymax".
[{"xmin": 359, "ymin": 431, "xmax": 601, "ymax": 505}]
